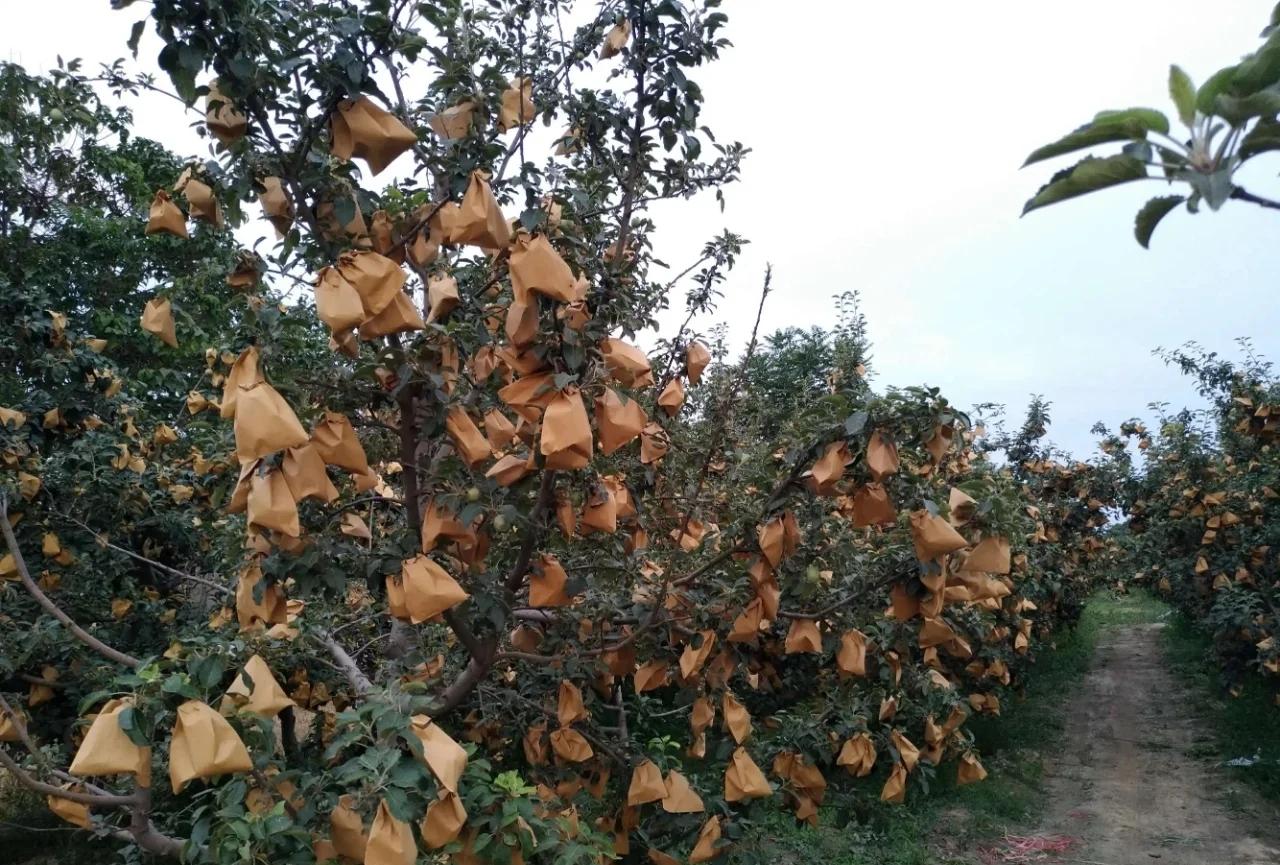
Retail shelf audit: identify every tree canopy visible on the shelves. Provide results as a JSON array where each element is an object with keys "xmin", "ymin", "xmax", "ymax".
[{"xmin": 0, "ymin": 3, "xmax": 1147, "ymax": 865}]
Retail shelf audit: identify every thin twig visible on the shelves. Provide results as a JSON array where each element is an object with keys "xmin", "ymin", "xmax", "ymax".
[{"xmin": 54, "ymin": 511, "xmax": 231, "ymax": 596}]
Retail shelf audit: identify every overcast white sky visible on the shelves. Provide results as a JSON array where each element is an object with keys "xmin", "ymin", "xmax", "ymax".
[{"xmin": 7, "ymin": 1, "xmax": 1279, "ymax": 456}]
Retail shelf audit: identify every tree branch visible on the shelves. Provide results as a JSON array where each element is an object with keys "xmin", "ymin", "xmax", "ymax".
[
  {"xmin": 123, "ymin": 780, "xmax": 186, "ymax": 859},
  {"xmin": 54, "ymin": 511, "xmax": 232, "ymax": 596},
  {"xmin": 0, "ymin": 749, "xmax": 134, "ymax": 808},
  {"xmin": 1230, "ymin": 186, "xmax": 1280, "ymax": 211},
  {"xmin": 315, "ymin": 633, "xmax": 373, "ymax": 696},
  {"xmin": 504, "ymin": 470, "xmax": 559, "ymax": 594},
  {"xmin": 0, "ymin": 497, "xmax": 141, "ymax": 668},
  {"xmin": 427, "ymin": 650, "xmax": 494, "ymax": 719}
]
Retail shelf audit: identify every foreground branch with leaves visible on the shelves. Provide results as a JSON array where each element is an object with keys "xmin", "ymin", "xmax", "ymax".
[{"xmin": 1023, "ymin": 2, "xmax": 1280, "ymax": 246}]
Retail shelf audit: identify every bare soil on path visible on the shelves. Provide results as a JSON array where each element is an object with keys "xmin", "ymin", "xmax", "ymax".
[{"xmin": 1023, "ymin": 623, "xmax": 1280, "ymax": 865}]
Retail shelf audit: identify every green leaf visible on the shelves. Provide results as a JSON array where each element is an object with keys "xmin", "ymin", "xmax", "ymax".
[
  {"xmin": 116, "ymin": 706, "xmax": 150, "ymax": 747},
  {"xmin": 1022, "ymin": 155, "xmax": 1148, "ymax": 215},
  {"xmin": 333, "ymin": 196, "xmax": 357, "ymax": 230},
  {"xmin": 1184, "ymin": 167, "xmax": 1234, "ymax": 211},
  {"xmin": 1240, "ymin": 118, "xmax": 1280, "ymax": 159},
  {"xmin": 843, "ymin": 410, "xmax": 868, "ymax": 436},
  {"xmin": 1133, "ymin": 195, "xmax": 1185, "ymax": 248},
  {"xmin": 76, "ymin": 690, "xmax": 116, "ymax": 715},
  {"xmin": 518, "ymin": 208, "xmax": 546, "ymax": 231},
  {"xmin": 1196, "ymin": 65, "xmax": 1238, "ymax": 115},
  {"xmin": 1267, "ymin": 2, "xmax": 1280, "ymax": 37},
  {"xmin": 1212, "ymin": 88, "xmax": 1280, "ymax": 125},
  {"xmin": 1023, "ymin": 109, "xmax": 1168, "ymax": 166},
  {"xmin": 1230, "ymin": 30, "xmax": 1280, "ymax": 95},
  {"xmin": 161, "ymin": 673, "xmax": 199, "ymax": 699},
  {"xmin": 1169, "ymin": 65, "xmax": 1196, "ymax": 125},
  {"xmin": 127, "ymin": 20, "xmax": 146, "ymax": 59},
  {"xmin": 1093, "ymin": 108, "xmax": 1170, "ymax": 135}
]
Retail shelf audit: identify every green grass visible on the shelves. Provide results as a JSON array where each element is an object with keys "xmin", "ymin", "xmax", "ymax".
[
  {"xmin": 731, "ymin": 592, "xmax": 1158, "ymax": 865},
  {"xmin": 1160, "ymin": 606, "xmax": 1280, "ymax": 803}
]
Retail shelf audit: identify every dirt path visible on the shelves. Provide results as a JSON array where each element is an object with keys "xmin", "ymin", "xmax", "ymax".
[{"xmin": 1025, "ymin": 623, "xmax": 1280, "ymax": 865}]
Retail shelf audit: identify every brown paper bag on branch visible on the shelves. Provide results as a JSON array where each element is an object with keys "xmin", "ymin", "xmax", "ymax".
[
  {"xmin": 836, "ymin": 629, "xmax": 868, "ymax": 677},
  {"xmin": 657, "ymin": 378, "xmax": 685, "ymax": 417},
  {"xmin": 367, "ymin": 798, "xmax": 417, "ymax": 865},
  {"xmin": 486, "ymin": 452, "xmax": 535, "ymax": 487},
  {"xmin": 205, "ymin": 82, "xmax": 247, "ymax": 145},
  {"xmin": 557, "ymin": 680, "xmax": 588, "ymax": 727},
  {"xmin": 689, "ymin": 815, "xmax": 721, "ymax": 863},
  {"xmin": 421, "ymin": 790, "xmax": 467, "ymax": 849},
  {"xmin": 593, "ymin": 388, "xmax": 645, "ymax": 452},
  {"xmin": 145, "ymin": 189, "xmax": 187, "ymax": 238},
  {"xmin": 627, "ymin": 760, "xmax": 666, "ymax": 806},
  {"xmin": 948, "ymin": 487, "xmax": 977, "ymax": 526},
  {"xmin": 600, "ymin": 19, "xmax": 631, "ymax": 58},
  {"xmin": 510, "ymin": 233, "xmax": 576, "ymax": 302},
  {"xmin": 315, "ymin": 266, "xmax": 366, "ymax": 333},
  {"xmin": 662, "ymin": 769, "xmax": 704, "ymax": 813},
  {"xmin": 402, "ymin": 555, "xmax": 469, "ymax": 624},
  {"xmin": 235, "ymin": 563, "xmax": 287, "ymax": 630},
  {"xmin": 140, "ymin": 297, "xmax": 178, "ymax": 347},
  {"xmin": 258, "ymin": 176, "xmax": 294, "ymax": 237},
  {"xmin": 540, "ymin": 388, "xmax": 592, "ymax": 470},
  {"xmin": 224, "ymin": 654, "xmax": 294, "ymax": 717},
  {"xmin": 530, "ymin": 553, "xmax": 573, "ymax": 607},
  {"xmin": 549, "ymin": 727, "xmax": 593, "ymax": 762},
  {"xmin": 282, "ymin": 444, "xmax": 339, "ymax": 504},
  {"xmin": 909, "ymin": 510, "xmax": 968, "ymax": 561},
  {"xmin": 851, "ymin": 483, "xmax": 896, "ymax": 528},
  {"xmin": 686, "ymin": 342, "xmax": 711, "ymax": 385},
  {"xmin": 452, "ymin": 171, "xmax": 510, "ymax": 250},
  {"xmin": 724, "ymin": 747, "xmax": 771, "ymax": 802},
  {"xmin": 807, "ymin": 441, "xmax": 851, "ymax": 495},
  {"xmin": 330, "ymin": 795, "xmax": 368, "ymax": 862},
  {"xmin": 890, "ymin": 730, "xmax": 920, "ymax": 773},
  {"xmin": 498, "ymin": 372, "xmax": 557, "ymax": 421},
  {"xmin": 410, "ymin": 714, "xmax": 467, "ymax": 792},
  {"xmin": 177, "ymin": 171, "xmax": 224, "ymax": 227},
  {"xmin": 330, "ymin": 97, "xmax": 417, "ymax": 176},
  {"xmin": 964, "ymin": 536, "xmax": 1011, "ymax": 574},
  {"xmin": 168, "ymin": 699, "xmax": 253, "ymax": 793},
  {"xmin": 784, "ymin": 618, "xmax": 822, "ymax": 654},
  {"xmin": 498, "ymin": 77, "xmax": 535, "ymax": 133},
  {"xmin": 311, "ymin": 412, "xmax": 370, "ymax": 474},
  {"xmin": 601, "ymin": 338, "xmax": 653, "ymax": 387},
  {"xmin": 234, "ymin": 381, "xmax": 308, "ymax": 463},
  {"xmin": 68, "ymin": 698, "xmax": 149, "ymax": 781},
  {"xmin": 640, "ymin": 422, "xmax": 669, "ymax": 464},
  {"xmin": 429, "ymin": 101, "xmax": 474, "ymax": 140},
  {"xmin": 633, "ymin": 660, "xmax": 669, "ymax": 693},
  {"xmin": 836, "ymin": 734, "xmax": 876, "ymax": 777},
  {"xmin": 580, "ymin": 482, "xmax": 617, "ymax": 534},
  {"xmin": 722, "ymin": 692, "xmax": 751, "ymax": 743},
  {"xmin": 46, "ymin": 785, "xmax": 92, "ymax": 828},
  {"xmin": 956, "ymin": 752, "xmax": 988, "ymax": 785},
  {"xmin": 446, "ymin": 408, "xmax": 493, "ymax": 467},
  {"xmin": 427, "ymin": 272, "xmax": 460, "ymax": 324},
  {"xmin": 337, "ymin": 251, "xmax": 407, "ymax": 318},
  {"xmin": 220, "ymin": 346, "xmax": 262, "ymax": 419},
  {"xmin": 866, "ymin": 431, "xmax": 899, "ymax": 481},
  {"xmin": 880, "ymin": 763, "xmax": 907, "ymax": 803},
  {"xmin": 360, "ymin": 291, "xmax": 425, "ymax": 340},
  {"xmin": 248, "ymin": 467, "xmax": 301, "ymax": 537}
]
